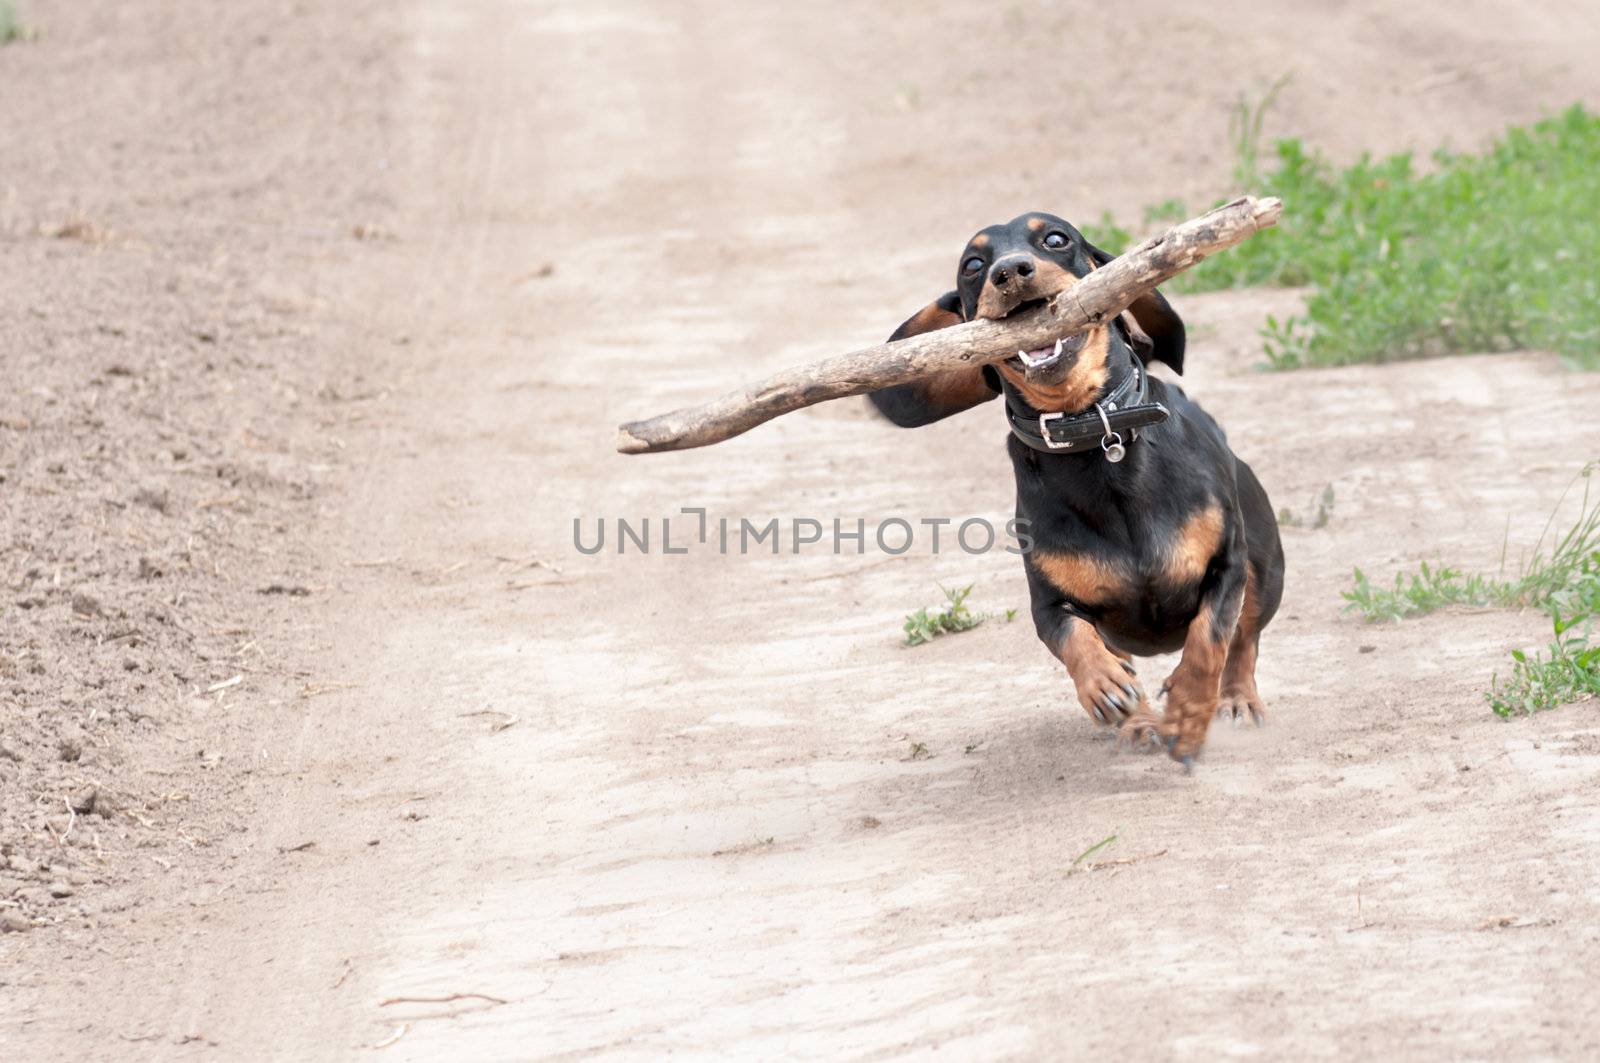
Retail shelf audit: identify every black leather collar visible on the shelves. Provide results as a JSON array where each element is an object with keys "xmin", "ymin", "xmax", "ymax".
[{"xmin": 1004, "ymin": 358, "xmax": 1170, "ymax": 457}]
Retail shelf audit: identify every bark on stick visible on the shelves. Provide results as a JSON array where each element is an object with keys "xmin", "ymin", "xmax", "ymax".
[{"xmin": 617, "ymin": 196, "xmax": 1282, "ymax": 454}]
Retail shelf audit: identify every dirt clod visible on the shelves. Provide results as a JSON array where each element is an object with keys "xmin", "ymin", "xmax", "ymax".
[
  {"xmin": 258, "ymin": 583, "xmax": 314, "ymax": 597},
  {"xmin": 1, "ymin": 912, "xmax": 31, "ymax": 934},
  {"xmin": 131, "ymin": 486, "xmax": 172, "ymax": 514},
  {"xmin": 68, "ymin": 786, "xmax": 98, "ymax": 815}
]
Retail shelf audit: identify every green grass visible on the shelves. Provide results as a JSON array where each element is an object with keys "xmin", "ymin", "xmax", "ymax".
[
  {"xmin": 902, "ymin": 584, "xmax": 1013, "ymax": 646},
  {"xmin": 1069, "ymin": 831, "xmax": 1118, "ymax": 870},
  {"xmin": 1088, "ymin": 104, "xmax": 1600, "ymax": 369},
  {"xmin": 1343, "ymin": 562, "xmax": 1497, "ymax": 623},
  {"xmin": 1226, "ymin": 73, "xmax": 1294, "ymax": 190},
  {"xmin": 0, "ymin": 3, "xmax": 19, "ymax": 44},
  {"xmin": 1344, "ymin": 465, "xmax": 1600, "ymax": 716},
  {"xmin": 1488, "ymin": 554, "xmax": 1600, "ymax": 716},
  {"xmin": 1343, "ymin": 465, "xmax": 1600, "ymax": 623},
  {"xmin": 1278, "ymin": 484, "xmax": 1336, "ymax": 530}
]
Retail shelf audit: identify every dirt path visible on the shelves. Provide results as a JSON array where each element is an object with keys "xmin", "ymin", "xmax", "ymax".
[{"xmin": 8, "ymin": 0, "xmax": 1600, "ymax": 1058}]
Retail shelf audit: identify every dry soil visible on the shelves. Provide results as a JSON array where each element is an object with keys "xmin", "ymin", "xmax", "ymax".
[{"xmin": 4, "ymin": 0, "xmax": 1600, "ymax": 1059}]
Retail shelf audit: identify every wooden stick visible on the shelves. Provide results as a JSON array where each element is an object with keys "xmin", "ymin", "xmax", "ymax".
[{"xmin": 615, "ymin": 196, "xmax": 1281, "ymax": 454}]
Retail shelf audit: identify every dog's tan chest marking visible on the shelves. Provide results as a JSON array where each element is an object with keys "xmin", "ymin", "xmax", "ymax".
[
  {"xmin": 1033, "ymin": 502, "xmax": 1224, "ymax": 609},
  {"xmin": 1030, "ymin": 551, "xmax": 1129, "ymax": 606},
  {"xmin": 1162, "ymin": 504, "xmax": 1225, "ymax": 586}
]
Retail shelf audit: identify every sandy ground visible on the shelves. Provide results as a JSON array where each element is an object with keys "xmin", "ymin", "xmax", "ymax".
[{"xmin": 6, "ymin": 0, "xmax": 1600, "ymax": 1058}]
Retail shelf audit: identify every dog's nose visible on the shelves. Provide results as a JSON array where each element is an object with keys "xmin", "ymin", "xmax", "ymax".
[{"xmin": 989, "ymin": 255, "xmax": 1035, "ymax": 289}]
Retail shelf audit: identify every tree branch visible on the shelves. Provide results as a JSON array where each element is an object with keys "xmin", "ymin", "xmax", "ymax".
[{"xmin": 617, "ymin": 196, "xmax": 1281, "ymax": 454}]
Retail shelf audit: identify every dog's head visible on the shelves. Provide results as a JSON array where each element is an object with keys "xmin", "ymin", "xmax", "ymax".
[{"xmin": 954, "ymin": 212, "xmax": 1185, "ymax": 410}]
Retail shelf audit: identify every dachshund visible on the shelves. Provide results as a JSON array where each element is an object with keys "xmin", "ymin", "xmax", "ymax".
[{"xmin": 870, "ymin": 212, "xmax": 1285, "ymax": 767}]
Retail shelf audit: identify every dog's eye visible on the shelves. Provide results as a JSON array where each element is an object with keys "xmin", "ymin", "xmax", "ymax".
[
  {"xmin": 961, "ymin": 255, "xmax": 984, "ymax": 275},
  {"xmin": 1043, "ymin": 231, "xmax": 1069, "ymax": 250}
]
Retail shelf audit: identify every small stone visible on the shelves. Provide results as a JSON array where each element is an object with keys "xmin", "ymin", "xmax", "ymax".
[
  {"xmin": 131, "ymin": 485, "xmax": 171, "ymax": 513},
  {"xmin": 44, "ymin": 815, "xmax": 72, "ymax": 836},
  {"xmin": 68, "ymin": 785, "xmax": 97, "ymax": 814},
  {"xmin": 0, "ymin": 739, "xmax": 21, "ymax": 763},
  {"xmin": 0, "ymin": 912, "xmax": 30, "ymax": 933},
  {"xmin": 48, "ymin": 881, "xmax": 74, "ymax": 898},
  {"xmin": 67, "ymin": 870, "xmax": 91, "ymax": 886},
  {"xmin": 71, "ymin": 592, "xmax": 103, "ymax": 617}
]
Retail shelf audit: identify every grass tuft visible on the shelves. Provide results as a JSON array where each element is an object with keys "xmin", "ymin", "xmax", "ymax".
[
  {"xmin": 1094, "ymin": 105, "xmax": 1600, "ymax": 369},
  {"xmin": 1343, "ymin": 465, "xmax": 1600, "ymax": 623},
  {"xmin": 1487, "ymin": 553, "xmax": 1600, "ymax": 716},
  {"xmin": 1343, "ymin": 465, "xmax": 1600, "ymax": 716},
  {"xmin": 1278, "ymin": 484, "xmax": 1335, "ymax": 529},
  {"xmin": 1227, "ymin": 74, "xmax": 1294, "ymax": 190},
  {"xmin": 1070, "ymin": 831, "xmax": 1119, "ymax": 869},
  {"xmin": 0, "ymin": 2, "xmax": 36, "ymax": 44},
  {"xmin": 903, "ymin": 583, "xmax": 989, "ymax": 646}
]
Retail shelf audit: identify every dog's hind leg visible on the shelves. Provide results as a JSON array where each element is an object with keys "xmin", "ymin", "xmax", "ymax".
[
  {"xmin": 1123, "ymin": 536, "xmax": 1247, "ymax": 767},
  {"xmin": 1217, "ymin": 460, "xmax": 1284, "ymax": 726},
  {"xmin": 1216, "ymin": 566, "xmax": 1267, "ymax": 726}
]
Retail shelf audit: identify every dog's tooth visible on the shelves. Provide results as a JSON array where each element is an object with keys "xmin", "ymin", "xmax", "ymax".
[{"xmin": 1053, "ymin": 338, "xmax": 1063, "ymax": 356}]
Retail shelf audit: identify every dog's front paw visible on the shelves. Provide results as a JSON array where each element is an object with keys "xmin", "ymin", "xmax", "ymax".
[{"xmin": 1070, "ymin": 653, "xmax": 1144, "ymax": 727}]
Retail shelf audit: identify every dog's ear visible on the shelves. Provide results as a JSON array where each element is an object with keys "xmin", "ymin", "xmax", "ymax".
[
  {"xmin": 886, "ymin": 290, "xmax": 965, "ymax": 341},
  {"xmin": 868, "ymin": 291, "xmax": 999, "ymax": 427},
  {"xmin": 1084, "ymin": 242, "xmax": 1186, "ymax": 376}
]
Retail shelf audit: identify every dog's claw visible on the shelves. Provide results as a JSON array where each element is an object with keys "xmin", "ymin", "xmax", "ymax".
[{"xmin": 1216, "ymin": 694, "xmax": 1269, "ymax": 729}]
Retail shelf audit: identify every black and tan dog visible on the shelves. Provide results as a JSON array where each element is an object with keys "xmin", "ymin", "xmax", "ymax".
[{"xmin": 870, "ymin": 212, "xmax": 1285, "ymax": 766}]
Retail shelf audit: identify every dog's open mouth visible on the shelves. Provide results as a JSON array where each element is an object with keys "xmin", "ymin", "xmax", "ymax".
[{"xmin": 998, "ymin": 297, "xmax": 1088, "ymax": 380}]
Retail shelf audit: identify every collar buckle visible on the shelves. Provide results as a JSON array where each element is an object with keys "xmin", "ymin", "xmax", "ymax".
[{"xmin": 1037, "ymin": 412, "xmax": 1076, "ymax": 450}]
